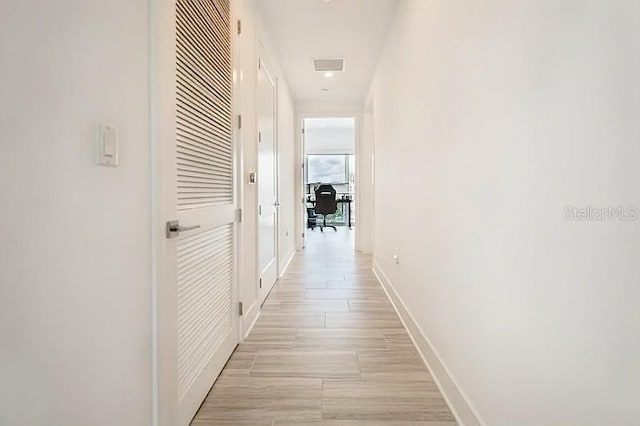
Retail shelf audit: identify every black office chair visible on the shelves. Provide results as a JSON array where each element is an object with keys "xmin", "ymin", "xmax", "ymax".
[
  {"xmin": 306, "ymin": 206, "xmax": 317, "ymax": 230},
  {"xmin": 314, "ymin": 184, "xmax": 338, "ymax": 232}
]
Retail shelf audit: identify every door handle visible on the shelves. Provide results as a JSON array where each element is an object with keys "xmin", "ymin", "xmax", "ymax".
[
  {"xmin": 166, "ymin": 220, "xmax": 201, "ymax": 239},
  {"xmin": 273, "ymin": 201, "xmax": 281, "ymax": 207}
]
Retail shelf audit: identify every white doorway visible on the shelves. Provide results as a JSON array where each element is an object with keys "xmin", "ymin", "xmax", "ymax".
[
  {"xmin": 257, "ymin": 56, "xmax": 278, "ymax": 297},
  {"xmin": 301, "ymin": 117, "xmax": 357, "ymax": 249}
]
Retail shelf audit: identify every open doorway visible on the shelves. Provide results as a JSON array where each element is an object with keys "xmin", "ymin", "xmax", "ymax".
[{"xmin": 302, "ymin": 117, "xmax": 356, "ymax": 250}]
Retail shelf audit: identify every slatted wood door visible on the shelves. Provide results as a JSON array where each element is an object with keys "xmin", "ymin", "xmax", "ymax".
[{"xmin": 169, "ymin": 0, "xmax": 238, "ymax": 424}]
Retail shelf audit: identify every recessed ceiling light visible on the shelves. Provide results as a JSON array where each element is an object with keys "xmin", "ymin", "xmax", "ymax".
[{"xmin": 324, "ymin": 71, "xmax": 334, "ymax": 78}]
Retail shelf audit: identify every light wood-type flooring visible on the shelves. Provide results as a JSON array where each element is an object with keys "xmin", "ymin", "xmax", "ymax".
[{"xmin": 192, "ymin": 229, "xmax": 457, "ymax": 426}]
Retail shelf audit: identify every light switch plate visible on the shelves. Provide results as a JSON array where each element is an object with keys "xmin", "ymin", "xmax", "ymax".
[{"xmin": 97, "ymin": 124, "xmax": 118, "ymax": 166}]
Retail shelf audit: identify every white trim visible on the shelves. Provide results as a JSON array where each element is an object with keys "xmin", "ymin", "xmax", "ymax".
[
  {"xmin": 296, "ymin": 117, "xmax": 306, "ymax": 251},
  {"xmin": 279, "ymin": 247, "xmax": 296, "ymax": 278},
  {"xmin": 372, "ymin": 260, "xmax": 485, "ymax": 426},
  {"xmin": 353, "ymin": 115, "xmax": 362, "ymax": 251},
  {"xmin": 243, "ymin": 247, "xmax": 295, "ymax": 340},
  {"xmin": 149, "ymin": 0, "xmax": 178, "ymax": 423},
  {"xmin": 295, "ymin": 111, "xmax": 362, "ymax": 252},
  {"xmin": 241, "ymin": 299, "xmax": 261, "ymax": 340}
]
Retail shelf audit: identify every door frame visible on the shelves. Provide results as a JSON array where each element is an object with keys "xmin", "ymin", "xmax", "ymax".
[
  {"xmin": 149, "ymin": 0, "xmax": 241, "ymax": 424},
  {"xmin": 295, "ymin": 112, "xmax": 362, "ymax": 251},
  {"xmin": 361, "ymin": 99, "xmax": 375, "ymax": 254},
  {"xmin": 150, "ymin": 0, "xmax": 177, "ymax": 424}
]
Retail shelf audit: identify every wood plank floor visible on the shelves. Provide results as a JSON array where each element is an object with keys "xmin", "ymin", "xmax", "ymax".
[{"xmin": 192, "ymin": 230, "xmax": 457, "ymax": 426}]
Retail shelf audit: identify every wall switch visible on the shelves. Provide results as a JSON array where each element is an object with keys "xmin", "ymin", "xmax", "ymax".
[{"xmin": 97, "ymin": 124, "xmax": 118, "ymax": 166}]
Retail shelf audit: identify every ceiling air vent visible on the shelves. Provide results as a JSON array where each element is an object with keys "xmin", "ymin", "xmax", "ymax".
[{"xmin": 313, "ymin": 58, "xmax": 345, "ymax": 73}]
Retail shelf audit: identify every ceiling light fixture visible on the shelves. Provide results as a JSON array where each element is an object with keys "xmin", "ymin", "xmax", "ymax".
[{"xmin": 324, "ymin": 71, "xmax": 334, "ymax": 78}]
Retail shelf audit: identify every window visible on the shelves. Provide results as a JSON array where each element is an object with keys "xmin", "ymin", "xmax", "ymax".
[
  {"xmin": 306, "ymin": 154, "xmax": 350, "ymax": 184},
  {"xmin": 305, "ymin": 154, "xmax": 356, "ymax": 226}
]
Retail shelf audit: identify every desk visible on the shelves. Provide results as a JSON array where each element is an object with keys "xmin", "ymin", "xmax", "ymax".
[{"xmin": 307, "ymin": 196, "xmax": 353, "ymax": 229}]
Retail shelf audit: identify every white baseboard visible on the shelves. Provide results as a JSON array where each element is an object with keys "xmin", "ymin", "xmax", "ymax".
[
  {"xmin": 372, "ymin": 260, "xmax": 484, "ymax": 426},
  {"xmin": 241, "ymin": 299, "xmax": 261, "ymax": 340},
  {"xmin": 241, "ymin": 248, "xmax": 296, "ymax": 341},
  {"xmin": 279, "ymin": 248, "xmax": 296, "ymax": 278}
]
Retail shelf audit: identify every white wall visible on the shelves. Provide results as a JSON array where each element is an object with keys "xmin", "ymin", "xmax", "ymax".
[
  {"xmin": 236, "ymin": 0, "xmax": 297, "ymax": 334},
  {"xmin": 0, "ymin": 1, "xmax": 152, "ymax": 425},
  {"xmin": 305, "ymin": 122, "xmax": 355, "ymax": 155},
  {"xmin": 368, "ymin": 1, "xmax": 640, "ymax": 425},
  {"xmin": 296, "ymin": 101, "xmax": 364, "ymax": 115}
]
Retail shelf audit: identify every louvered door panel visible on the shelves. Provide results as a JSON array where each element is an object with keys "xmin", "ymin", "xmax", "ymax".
[
  {"xmin": 176, "ymin": 224, "xmax": 233, "ymax": 399},
  {"xmin": 176, "ymin": 0, "xmax": 232, "ymax": 210},
  {"xmin": 171, "ymin": 0, "xmax": 237, "ymax": 423}
]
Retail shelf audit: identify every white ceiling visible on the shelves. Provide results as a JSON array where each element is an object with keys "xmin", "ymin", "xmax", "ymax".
[{"xmin": 255, "ymin": 0, "xmax": 398, "ymax": 104}]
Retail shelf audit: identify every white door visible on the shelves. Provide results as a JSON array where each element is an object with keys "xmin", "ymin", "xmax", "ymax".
[
  {"xmin": 257, "ymin": 58, "xmax": 278, "ymax": 295},
  {"xmin": 162, "ymin": 0, "xmax": 238, "ymax": 424}
]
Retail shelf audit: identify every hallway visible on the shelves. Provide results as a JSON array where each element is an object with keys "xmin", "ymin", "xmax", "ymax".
[{"xmin": 191, "ymin": 230, "xmax": 456, "ymax": 425}]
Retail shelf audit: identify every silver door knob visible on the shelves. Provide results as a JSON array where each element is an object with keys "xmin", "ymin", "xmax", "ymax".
[{"xmin": 166, "ymin": 220, "xmax": 201, "ymax": 239}]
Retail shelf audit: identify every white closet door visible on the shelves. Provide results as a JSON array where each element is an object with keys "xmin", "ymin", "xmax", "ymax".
[
  {"xmin": 257, "ymin": 58, "xmax": 278, "ymax": 296},
  {"xmin": 168, "ymin": 0, "xmax": 238, "ymax": 424}
]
